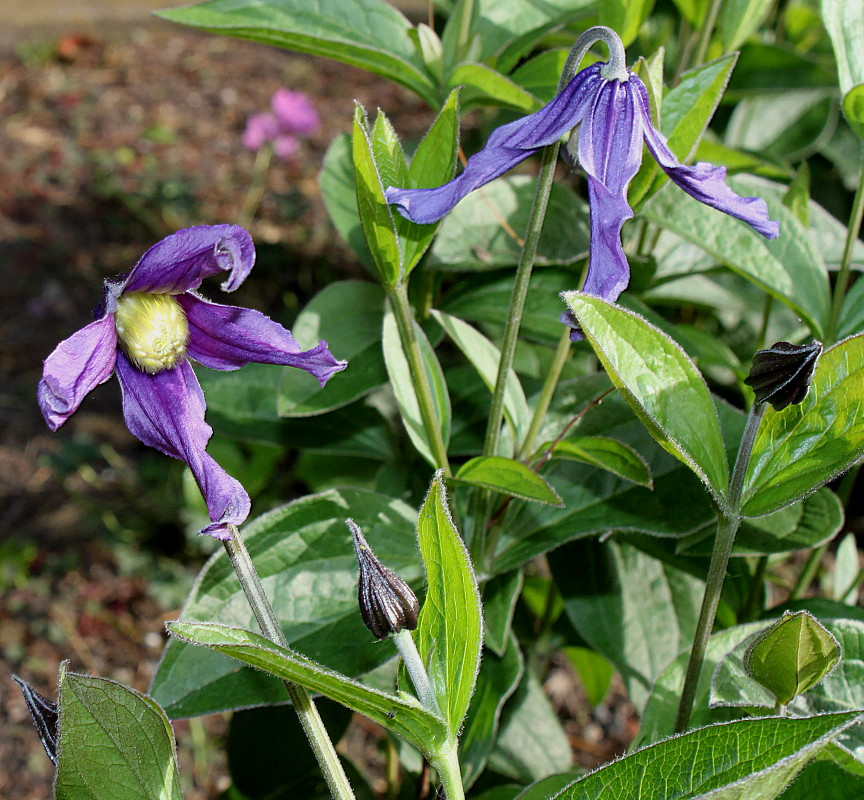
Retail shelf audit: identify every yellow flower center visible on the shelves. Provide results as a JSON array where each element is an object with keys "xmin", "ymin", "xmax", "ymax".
[{"xmin": 114, "ymin": 292, "xmax": 190, "ymax": 374}]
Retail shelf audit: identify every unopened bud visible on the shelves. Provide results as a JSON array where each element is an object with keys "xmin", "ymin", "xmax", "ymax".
[
  {"xmin": 349, "ymin": 519, "xmax": 419, "ymax": 640},
  {"xmin": 114, "ymin": 291, "xmax": 189, "ymax": 374},
  {"xmin": 744, "ymin": 340, "xmax": 821, "ymax": 410},
  {"xmin": 13, "ymin": 675, "xmax": 59, "ymax": 765}
]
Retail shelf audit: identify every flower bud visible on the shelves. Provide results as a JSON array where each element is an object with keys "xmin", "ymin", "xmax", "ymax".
[
  {"xmin": 744, "ymin": 340, "xmax": 822, "ymax": 410},
  {"xmin": 349, "ymin": 519, "xmax": 419, "ymax": 640},
  {"xmin": 12, "ymin": 675, "xmax": 59, "ymax": 765},
  {"xmin": 114, "ymin": 291, "xmax": 189, "ymax": 374}
]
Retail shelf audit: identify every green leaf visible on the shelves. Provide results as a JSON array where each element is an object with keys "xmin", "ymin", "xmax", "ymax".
[
  {"xmin": 448, "ymin": 63, "xmax": 539, "ymax": 111},
  {"xmin": 541, "ymin": 436, "xmax": 652, "ymax": 487},
  {"xmin": 156, "ymin": 0, "xmax": 437, "ymax": 106},
  {"xmin": 460, "ymin": 636, "xmax": 523, "ymax": 789},
  {"xmin": 743, "ymin": 612, "xmax": 841, "ymax": 706},
  {"xmin": 838, "ymin": 274, "xmax": 864, "ymax": 339},
  {"xmin": 56, "ymin": 666, "xmax": 182, "ymax": 800},
  {"xmin": 414, "ymin": 472, "xmax": 482, "ymax": 736},
  {"xmin": 832, "ymin": 533, "xmax": 860, "ymax": 605},
  {"xmin": 597, "ymin": 0, "xmax": 654, "ymax": 47},
  {"xmin": 278, "ymin": 281, "xmax": 386, "ymax": 416},
  {"xmin": 742, "ymin": 334, "xmax": 864, "ymax": 517},
  {"xmin": 640, "ymin": 178, "xmax": 831, "ymax": 338},
  {"xmin": 149, "ymin": 488, "xmax": 421, "ymax": 718},
  {"xmin": 428, "ymin": 176, "xmax": 589, "ymax": 270},
  {"xmin": 781, "ymin": 759, "xmax": 864, "ymax": 800},
  {"xmin": 718, "ymin": 0, "xmax": 775, "ymax": 51},
  {"xmin": 554, "ymin": 539, "xmax": 704, "ymax": 711},
  {"xmin": 353, "ymin": 104, "xmax": 402, "ymax": 287},
  {"xmin": 431, "ymin": 310, "xmax": 530, "ymax": 441},
  {"xmin": 455, "ymin": 456, "xmax": 562, "ymax": 505},
  {"xmin": 167, "ymin": 621, "xmax": 449, "ymax": 755},
  {"xmin": 510, "ymin": 48, "xmax": 571, "ymax": 104},
  {"xmin": 551, "ymin": 713, "xmax": 861, "ymax": 800},
  {"xmin": 483, "ymin": 570, "xmax": 523, "ymax": 657},
  {"xmin": 563, "ymin": 646, "xmax": 615, "ymax": 707},
  {"xmin": 563, "ymin": 292, "xmax": 730, "ymax": 503},
  {"xmin": 821, "ymin": 0, "xmax": 864, "ymax": 138},
  {"xmin": 382, "ymin": 307, "xmax": 451, "ymax": 466}
]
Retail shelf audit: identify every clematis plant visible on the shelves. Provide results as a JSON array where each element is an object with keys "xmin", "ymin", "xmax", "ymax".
[
  {"xmin": 38, "ymin": 224, "xmax": 345, "ymax": 540},
  {"xmin": 385, "ymin": 26, "xmax": 779, "ymax": 310}
]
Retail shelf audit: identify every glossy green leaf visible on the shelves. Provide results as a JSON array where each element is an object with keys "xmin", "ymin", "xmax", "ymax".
[
  {"xmin": 555, "ymin": 539, "xmax": 704, "ymax": 711},
  {"xmin": 432, "ymin": 310, "xmax": 530, "ymax": 441},
  {"xmin": 551, "ymin": 713, "xmax": 861, "ymax": 800},
  {"xmin": 150, "ymin": 488, "xmax": 421, "ymax": 717},
  {"xmin": 460, "ymin": 636, "xmax": 523, "ymax": 788},
  {"xmin": 278, "ymin": 281, "xmax": 386, "ymax": 416},
  {"xmin": 563, "ymin": 647, "xmax": 615, "ymax": 707},
  {"xmin": 456, "ymin": 456, "xmax": 562, "ymax": 506},
  {"xmin": 541, "ymin": 436, "xmax": 652, "ymax": 487},
  {"xmin": 449, "ymin": 63, "xmax": 539, "ymax": 112},
  {"xmin": 742, "ymin": 334, "xmax": 864, "ymax": 517},
  {"xmin": 483, "ymin": 570, "xmax": 523, "ymax": 657},
  {"xmin": 563, "ymin": 292, "xmax": 729, "ymax": 503},
  {"xmin": 821, "ymin": 0, "xmax": 864, "ymax": 138},
  {"xmin": 353, "ymin": 104, "xmax": 402, "ymax": 287},
  {"xmin": 167, "ymin": 621, "xmax": 449, "ymax": 755},
  {"xmin": 414, "ymin": 472, "xmax": 482, "ymax": 736},
  {"xmin": 598, "ymin": 0, "xmax": 654, "ymax": 47},
  {"xmin": 428, "ymin": 176, "xmax": 589, "ymax": 270},
  {"xmin": 156, "ymin": 0, "xmax": 437, "ymax": 105},
  {"xmin": 718, "ymin": 0, "xmax": 774, "ymax": 51},
  {"xmin": 56, "ymin": 666, "xmax": 182, "ymax": 800},
  {"xmin": 641, "ymin": 178, "xmax": 831, "ymax": 338},
  {"xmin": 382, "ymin": 307, "xmax": 451, "ymax": 466},
  {"xmin": 743, "ymin": 611, "xmax": 841, "ymax": 705}
]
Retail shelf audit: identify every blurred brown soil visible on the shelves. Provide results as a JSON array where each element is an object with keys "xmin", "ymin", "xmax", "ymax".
[{"xmin": 0, "ymin": 20, "xmax": 635, "ymax": 799}]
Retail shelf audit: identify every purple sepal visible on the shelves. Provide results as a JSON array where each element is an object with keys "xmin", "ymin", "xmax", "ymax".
[
  {"xmin": 384, "ymin": 65, "xmax": 604, "ymax": 225},
  {"xmin": 121, "ymin": 225, "xmax": 256, "ymax": 295},
  {"xmin": 38, "ymin": 314, "xmax": 118, "ymax": 431},
  {"xmin": 115, "ymin": 354, "xmax": 251, "ymax": 537},
  {"xmin": 560, "ymin": 310, "xmax": 585, "ymax": 342},
  {"xmin": 179, "ymin": 294, "xmax": 347, "ymax": 386}
]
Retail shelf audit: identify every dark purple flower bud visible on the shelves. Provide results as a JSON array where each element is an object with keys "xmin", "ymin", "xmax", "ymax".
[
  {"xmin": 349, "ymin": 519, "xmax": 419, "ymax": 640},
  {"xmin": 12, "ymin": 675, "xmax": 59, "ymax": 765},
  {"xmin": 744, "ymin": 340, "xmax": 822, "ymax": 410}
]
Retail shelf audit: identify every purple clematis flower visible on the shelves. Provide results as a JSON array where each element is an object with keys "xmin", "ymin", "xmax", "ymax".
[
  {"xmin": 38, "ymin": 225, "xmax": 346, "ymax": 540},
  {"xmin": 385, "ymin": 31, "xmax": 779, "ymax": 314}
]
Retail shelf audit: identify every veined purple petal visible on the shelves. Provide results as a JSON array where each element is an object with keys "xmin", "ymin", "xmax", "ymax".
[
  {"xmin": 179, "ymin": 293, "xmax": 347, "ymax": 386},
  {"xmin": 385, "ymin": 64, "xmax": 605, "ymax": 225},
  {"xmin": 38, "ymin": 314, "xmax": 118, "ymax": 431},
  {"xmin": 121, "ymin": 225, "xmax": 256, "ymax": 295},
  {"xmin": 634, "ymin": 79, "xmax": 780, "ymax": 239},
  {"xmin": 115, "ymin": 354, "xmax": 251, "ymax": 538}
]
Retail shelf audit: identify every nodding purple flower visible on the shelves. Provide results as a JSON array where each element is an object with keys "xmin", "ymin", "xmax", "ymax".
[
  {"xmin": 243, "ymin": 88, "xmax": 320, "ymax": 161},
  {"xmin": 385, "ymin": 28, "xmax": 779, "ymax": 329},
  {"xmin": 38, "ymin": 225, "xmax": 346, "ymax": 540}
]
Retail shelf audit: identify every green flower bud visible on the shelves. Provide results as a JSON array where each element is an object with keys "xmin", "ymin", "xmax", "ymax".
[{"xmin": 114, "ymin": 292, "xmax": 189, "ymax": 373}]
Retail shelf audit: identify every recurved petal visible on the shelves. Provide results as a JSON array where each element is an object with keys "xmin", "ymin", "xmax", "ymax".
[
  {"xmin": 115, "ymin": 354, "xmax": 250, "ymax": 538},
  {"xmin": 385, "ymin": 64, "xmax": 604, "ymax": 225},
  {"xmin": 635, "ymin": 80, "xmax": 780, "ymax": 239},
  {"xmin": 121, "ymin": 225, "xmax": 256, "ymax": 296},
  {"xmin": 38, "ymin": 314, "xmax": 118, "ymax": 431},
  {"xmin": 179, "ymin": 293, "xmax": 346, "ymax": 386}
]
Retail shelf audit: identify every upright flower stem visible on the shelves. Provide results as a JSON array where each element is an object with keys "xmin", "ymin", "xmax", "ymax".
[
  {"xmin": 674, "ymin": 402, "xmax": 766, "ymax": 732},
  {"xmin": 827, "ymin": 151, "xmax": 864, "ymax": 342},
  {"xmin": 223, "ymin": 527, "xmax": 355, "ymax": 800},
  {"xmin": 388, "ymin": 283, "xmax": 452, "ymax": 476},
  {"xmin": 238, "ymin": 144, "xmax": 273, "ymax": 229},
  {"xmin": 691, "ymin": 0, "xmax": 724, "ymax": 69}
]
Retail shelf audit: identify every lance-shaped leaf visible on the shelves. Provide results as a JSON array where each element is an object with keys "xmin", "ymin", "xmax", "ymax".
[
  {"xmin": 743, "ymin": 612, "xmax": 841, "ymax": 706},
  {"xmin": 562, "ymin": 292, "xmax": 729, "ymax": 504},
  {"xmin": 55, "ymin": 665, "xmax": 182, "ymax": 800},
  {"xmin": 540, "ymin": 435, "xmax": 652, "ymax": 487},
  {"xmin": 168, "ymin": 621, "xmax": 449, "ymax": 755},
  {"xmin": 414, "ymin": 472, "xmax": 483, "ymax": 736},
  {"xmin": 454, "ymin": 456, "xmax": 562, "ymax": 506},
  {"xmin": 742, "ymin": 333, "xmax": 864, "ymax": 517},
  {"xmin": 549, "ymin": 712, "xmax": 862, "ymax": 800}
]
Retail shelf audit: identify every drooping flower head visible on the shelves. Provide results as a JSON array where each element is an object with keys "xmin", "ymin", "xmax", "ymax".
[
  {"xmin": 385, "ymin": 27, "xmax": 779, "ymax": 331},
  {"xmin": 38, "ymin": 225, "xmax": 346, "ymax": 540},
  {"xmin": 243, "ymin": 88, "xmax": 320, "ymax": 161}
]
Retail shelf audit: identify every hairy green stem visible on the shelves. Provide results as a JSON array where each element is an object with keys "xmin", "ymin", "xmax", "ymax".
[
  {"xmin": 827, "ymin": 149, "xmax": 864, "ymax": 342},
  {"xmin": 223, "ymin": 527, "xmax": 355, "ymax": 800},
  {"xmin": 675, "ymin": 402, "xmax": 766, "ymax": 732},
  {"xmin": 388, "ymin": 283, "xmax": 452, "ymax": 476},
  {"xmin": 393, "ymin": 629, "xmax": 439, "ymax": 714}
]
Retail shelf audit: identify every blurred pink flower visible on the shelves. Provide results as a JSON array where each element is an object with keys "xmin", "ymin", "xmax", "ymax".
[{"xmin": 242, "ymin": 89, "xmax": 320, "ymax": 161}]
